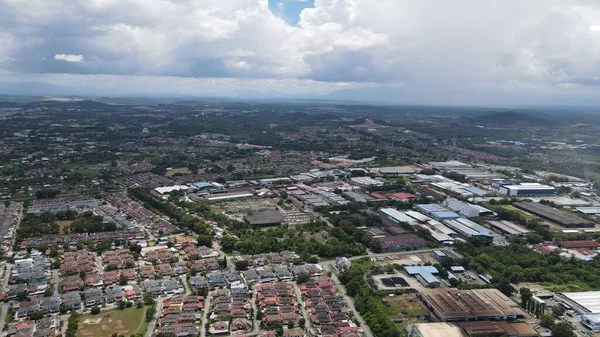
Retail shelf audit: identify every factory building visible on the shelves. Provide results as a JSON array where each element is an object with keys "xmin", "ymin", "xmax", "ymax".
[
  {"xmin": 513, "ymin": 202, "xmax": 595, "ymax": 228},
  {"xmin": 555, "ymin": 291, "xmax": 600, "ymax": 332},
  {"xmin": 418, "ymin": 288, "xmax": 525, "ymax": 322},
  {"xmin": 243, "ymin": 210, "xmax": 283, "ymax": 227},
  {"xmin": 498, "ymin": 183, "xmax": 555, "ymax": 197},
  {"xmin": 444, "ymin": 198, "xmax": 494, "ymax": 218},
  {"xmin": 379, "ymin": 208, "xmax": 418, "ymax": 225}
]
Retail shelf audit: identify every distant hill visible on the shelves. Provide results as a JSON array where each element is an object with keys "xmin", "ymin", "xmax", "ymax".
[
  {"xmin": 23, "ymin": 99, "xmax": 116, "ymax": 110},
  {"xmin": 464, "ymin": 111, "xmax": 554, "ymax": 126}
]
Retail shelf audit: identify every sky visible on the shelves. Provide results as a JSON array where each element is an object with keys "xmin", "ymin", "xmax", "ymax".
[{"xmin": 3, "ymin": 0, "xmax": 600, "ymax": 105}]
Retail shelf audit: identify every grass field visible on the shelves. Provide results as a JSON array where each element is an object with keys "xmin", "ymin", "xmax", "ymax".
[
  {"xmin": 78, "ymin": 307, "xmax": 148, "ymax": 337},
  {"xmin": 75, "ymin": 169, "xmax": 101, "ymax": 176},
  {"xmin": 166, "ymin": 167, "xmax": 192, "ymax": 176},
  {"xmin": 381, "ymin": 293, "xmax": 428, "ymax": 331}
]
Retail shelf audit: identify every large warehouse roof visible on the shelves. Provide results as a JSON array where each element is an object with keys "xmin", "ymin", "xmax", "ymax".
[
  {"xmin": 513, "ymin": 202, "xmax": 595, "ymax": 227},
  {"xmin": 556, "ymin": 291, "xmax": 600, "ymax": 314},
  {"xmin": 379, "ymin": 208, "xmax": 416, "ymax": 224},
  {"xmin": 420, "ymin": 288, "xmax": 525, "ymax": 321},
  {"xmin": 243, "ymin": 210, "xmax": 283, "ymax": 226}
]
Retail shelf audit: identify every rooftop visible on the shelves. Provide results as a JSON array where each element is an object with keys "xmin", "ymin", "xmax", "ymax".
[
  {"xmin": 513, "ymin": 202, "xmax": 594, "ymax": 227},
  {"xmin": 244, "ymin": 211, "xmax": 283, "ymax": 226}
]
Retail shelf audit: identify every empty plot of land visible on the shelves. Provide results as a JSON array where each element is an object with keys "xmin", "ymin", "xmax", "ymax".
[
  {"xmin": 78, "ymin": 307, "xmax": 148, "ymax": 337},
  {"xmin": 382, "ymin": 293, "xmax": 428, "ymax": 331}
]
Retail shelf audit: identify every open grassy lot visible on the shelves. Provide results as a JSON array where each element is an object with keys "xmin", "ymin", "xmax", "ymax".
[
  {"xmin": 381, "ymin": 293, "xmax": 428, "ymax": 331},
  {"xmin": 78, "ymin": 307, "xmax": 148, "ymax": 337},
  {"xmin": 166, "ymin": 167, "xmax": 192, "ymax": 176},
  {"xmin": 215, "ymin": 198, "xmax": 280, "ymax": 222}
]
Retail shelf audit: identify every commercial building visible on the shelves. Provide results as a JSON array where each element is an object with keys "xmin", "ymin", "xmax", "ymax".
[
  {"xmin": 416, "ymin": 204, "xmax": 461, "ymax": 220},
  {"xmin": 404, "ymin": 266, "xmax": 440, "ymax": 287},
  {"xmin": 558, "ymin": 240, "xmax": 600, "ymax": 250},
  {"xmin": 486, "ymin": 220, "xmax": 532, "ymax": 236},
  {"xmin": 457, "ymin": 322, "xmax": 539, "ymax": 337},
  {"xmin": 513, "ymin": 202, "xmax": 595, "ymax": 228},
  {"xmin": 370, "ymin": 165, "xmax": 423, "ymax": 175},
  {"xmin": 379, "ymin": 208, "xmax": 417, "ymax": 225},
  {"xmin": 442, "ymin": 218, "xmax": 496, "ymax": 238},
  {"xmin": 244, "ymin": 211, "xmax": 283, "ymax": 227},
  {"xmin": 154, "ymin": 185, "xmax": 189, "ymax": 195},
  {"xmin": 376, "ymin": 234, "xmax": 427, "ymax": 252},
  {"xmin": 498, "ymin": 183, "xmax": 555, "ymax": 197},
  {"xmin": 349, "ymin": 176, "xmax": 384, "ymax": 187},
  {"xmin": 404, "ymin": 323, "xmax": 466, "ymax": 337},
  {"xmin": 555, "ymin": 291, "xmax": 600, "ymax": 332},
  {"xmin": 418, "ymin": 288, "xmax": 525, "ymax": 322},
  {"xmin": 444, "ymin": 198, "xmax": 494, "ymax": 218}
]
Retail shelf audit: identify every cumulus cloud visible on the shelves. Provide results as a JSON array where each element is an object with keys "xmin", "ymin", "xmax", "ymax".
[
  {"xmin": 1, "ymin": 0, "xmax": 600, "ymax": 102},
  {"xmin": 54, "ymin": 54, "xmax": 84, "ymax": 63}
]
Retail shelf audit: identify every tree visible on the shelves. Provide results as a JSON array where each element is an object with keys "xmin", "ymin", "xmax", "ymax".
[
  {"xmin": 298, "ymin": 318, "xmax": 306, "ymax": 329},
  {"xmin": 119, "ymin": 274, "xmax": 128, "ymax": 286},
  {"xmin": 220, "ymin": 235, "xmax": 238, "ymax": 253},
  {"xmin": 552, "ymin": 305, "xmax": 566, "ymax": 317},
  {"xmin": 196, "ymin": 235, "xmax": 213, "ymax": 248},
  {"xmin": 59, "ymin": 303, "xmax": 70, "ymax": 314},
  {"xmin": 551, "ymin": 322, "xmax": 575, "ymax": 337},
  {"xmin": 494, "ymin": 279, "xmax": 515, "ymax": 297},
  {"xmin": 540, "ymin": 314, "xmax": 555, "ymax": 328},
  {"xmin": 288, "ymin": 321, "xmax": 295, "ymax": 329},
  {"xmin": 295, "ymin": 272, "xmax": 310, "ymax": 285},
  {"xmin": 117, "ymin": 301, "xmax": 126, "ymax": 310},
  {"xmin": 519, "ymin": 287, "xmax": 532, "ymax": 309},
  {"xmin": 146, "ymin": 305, "xmax": 156, "ymax": 322},
  {"xmin": 29, "ymin": 310, "xmax": 44, "ymax": 320},
  {"xmin": 44, "ymin": 287, "xmax": 54, "ymax": 297},
  {"xmin": 235, "ymin": 260, "xmax": 250, "ymax": 271},
  {"xmin": 91, "ymin": 305, "xmax": 101, "ymax": 315},
  {"xmin": 143, "ymin": 293, "xmax": 155, "ymax": 306}
]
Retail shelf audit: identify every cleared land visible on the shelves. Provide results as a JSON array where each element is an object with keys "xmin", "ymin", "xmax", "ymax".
[
  {"xmin": 381, "ymin": 293, "xmax": 427, "ymax": 331},
  {"xmin": 78, "ymin": 307, "xmax": 148, "ymax": 337},
  {"xmin": 166, "ymin": 167, "xmax": 192, "ymax": 176}
]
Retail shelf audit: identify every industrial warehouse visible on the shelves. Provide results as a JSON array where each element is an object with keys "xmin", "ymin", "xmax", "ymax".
[
  {"xmin": 497, "ymin": 183, "xmax": 555, "ymax": 197},
  {"xmin": 418, "ymin": 288, "xmax": 525, "ymax": 322},
  {"xmin": 513, "ymin": 202, "xmax": 595, "ymax": 228},
  {"xmin": 555, "ymin": 291, "xmax": 600, "ymax": 332}
]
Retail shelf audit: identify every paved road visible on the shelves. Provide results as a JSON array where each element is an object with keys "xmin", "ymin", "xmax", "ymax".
[
  {"xmin": 292, "ymin": 282, "xmax": 313, "ymax": 334},
  {"xmin": 250, "ymin": 286, "xmax": 260, "ymax": 334},
  {"xmin": 0, "ymin": 302, "xmax": 9, "ymax": 331},
  {"xmin": 180, "ymin": 275, "xmax": 192, "ymax": 295},
  {"xmin": 0, "ymin": 263, "xmax": 12, "ymax": 331},
  {"xmin": 200, "ymin": 292, "xmax": 212, "ymax": 337},
  {"xmin": 144, "ymin": 297, "xmax": 165, "ymax": 337},
  {"xmin": 329, "ymin": 272, "xmax": 374, "ymax": 337}
]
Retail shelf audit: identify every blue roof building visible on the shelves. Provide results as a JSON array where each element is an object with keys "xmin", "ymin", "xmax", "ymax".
[
  {"xmin": 430, "ymin": 211, "xmax": 461, "ymax": 220},
  {"xmin": 194, "ymin": 182, "xmax": 215, "ymax": 190},
  {"xmin": 404, "ymin": 266, "xmax": 440, "ymax": 286}
]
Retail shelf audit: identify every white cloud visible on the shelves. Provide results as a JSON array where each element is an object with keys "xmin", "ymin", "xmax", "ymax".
[
  {"xmin": 1, "ymin": 0, "xmax": 600, "ymax": 103},
  {"xmin": 54, "ymin": 54, "xmax": 84, "ymax": 63}
]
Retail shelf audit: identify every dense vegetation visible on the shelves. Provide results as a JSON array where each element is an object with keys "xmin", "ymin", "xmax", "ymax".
[
  {"xmin": 128, "ymin": 188, "xmax": 212, "ymax": 235},
  {"xmin": 339, "ymin": 258, "xmax": 399, "ymax": 337},
  {"xmin": 457, "ymin": 241, "xmax": 600, "ymax": 291},
  {"xmin": 231, "ymin": 222, "xmax": 366, "ymax": 258},
  {"xmin": 69, "ymin": 211, "xmax": 117, "ymax": 233},
  {"xmin": 16, "ymin": 213, "xmax": 60, "ymax": 241}
]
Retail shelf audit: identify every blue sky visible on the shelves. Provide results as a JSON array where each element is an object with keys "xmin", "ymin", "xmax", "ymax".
[{"xmin": 268, "ymin": 0, "xmax": 315, "ymax": 25}]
